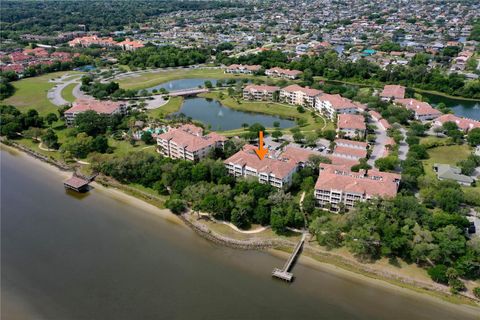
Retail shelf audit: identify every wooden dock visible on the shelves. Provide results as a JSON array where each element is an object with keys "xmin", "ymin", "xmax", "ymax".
[{"xmin": 272, "ymin": 233, "xmax": 306, "ymax": 282}]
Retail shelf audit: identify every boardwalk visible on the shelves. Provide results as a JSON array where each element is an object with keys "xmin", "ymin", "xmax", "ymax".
[
  {"xmin": 169, "ymin": 88, "xmax": 209, "ymax": 97},
  {"xmin": 272, "ymin": 233, "xmax": 306, "ymax": 282}
]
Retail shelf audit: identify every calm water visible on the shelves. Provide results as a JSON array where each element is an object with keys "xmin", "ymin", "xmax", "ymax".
[
  {"xmin": 147, "ymin": 78, "xmax": 218, "ymax": 92},
  {"xmin": 1, "ymin": 148, "xmax": 479, "ymax": 320},
  {"xmin": 175, "ymin": 97, "xmax": 295, "ymax": 130},
  {"xmin": 421, "ymin": 92, "xmax": 480, "ymax": 120}
]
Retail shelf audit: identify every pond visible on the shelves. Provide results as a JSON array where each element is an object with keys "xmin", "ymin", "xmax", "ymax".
[
  {"xmin": 174, "ymin": 97, "xmax": 295, "ymax": 131},
  {"xmin": 148, "ymin": 78, "xmax": 217, "ymax": 92},
  {"xmin": 420, "ymin": 92, "xmax": 480, "ymax": 120},
  {"xmin": 147, "ymin": 78, "xmax": 248, "ymax": 92}
]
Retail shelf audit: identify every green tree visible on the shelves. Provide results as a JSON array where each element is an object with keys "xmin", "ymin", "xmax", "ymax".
[
  {"xmin": 141, "ymin": 131, "xmax": 155, "ymax": 145},
  {"xmin": 41, "ymin": 128, "xmax": 59, "ymax": 149},
  {"xmin": 45, "ymin": 112, "xmax": 58, "ymax": 126},
  {"xmin": 91, "ymin": 135, "xmax": 109, "ymax": 153},
  {"xmin": 467, "ymin": 128, "xmax": 480, "ymax": 146},
  {"xmin": 74, "ymin": 110, "xmax": 109, "ymax": 136}
]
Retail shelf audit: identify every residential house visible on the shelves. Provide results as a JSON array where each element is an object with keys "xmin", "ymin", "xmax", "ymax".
[{"xmin": 433, "ymin": 163, "xmax": 474, "ymax": 186}]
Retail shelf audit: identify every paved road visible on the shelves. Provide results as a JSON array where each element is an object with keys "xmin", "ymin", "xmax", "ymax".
[
  {"xmin": 367, "ymin": 117, "xmax": 388, "ymax": 166},
  {"xmin": 47, "ymin": 73, "xmax": 83, "ymax": 106},
  {"xmin": 398, "ymin": 127, "xmax": 409, "ymax": 161}
]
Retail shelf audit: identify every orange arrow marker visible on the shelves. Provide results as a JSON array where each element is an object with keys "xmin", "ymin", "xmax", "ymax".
[{"xmin": 255, "ymin": 131, "xmax": 268, "ymax": 160}]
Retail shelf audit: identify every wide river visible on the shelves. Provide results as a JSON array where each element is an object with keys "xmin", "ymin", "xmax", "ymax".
[{"xmin": 1, "ymin": 148, "xmax": 478, "ymax": 320}]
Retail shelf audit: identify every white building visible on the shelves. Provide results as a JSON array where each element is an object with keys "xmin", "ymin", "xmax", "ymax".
[
  {"xmin": 315, "ymin": 93, "xmax": 359, "ymax": 120},
  {"xmin": 280, "ymin": 84, "xmax": 322, "ymax": 108},
  {"xmin": 157, "ymin": 124, "xmax": 226, "ymax": 162}
]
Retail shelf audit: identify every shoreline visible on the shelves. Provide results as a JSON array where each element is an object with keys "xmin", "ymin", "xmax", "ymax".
[{"xmin": 1, "ymin": 141, "xmax": 479, "ymax": 309}]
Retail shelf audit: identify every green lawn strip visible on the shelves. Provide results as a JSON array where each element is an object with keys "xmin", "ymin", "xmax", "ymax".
[
  {"xmin": 146, "ymin": 96, "xmax": 184, "ymax": 118},
  {"xmin": 61, "ymin": 83, "xmax": 77, "ymax": 103},
  {"xmin": 3, "ymin": 71, "xmax": 82, "ymax": 115},
  {"xmin": 117, "ymin": 68, "xmax": 255, "ymax": 90},
  {"xmin": 421, "ymin": 144, "xmax": 480, "ymax": 197}
]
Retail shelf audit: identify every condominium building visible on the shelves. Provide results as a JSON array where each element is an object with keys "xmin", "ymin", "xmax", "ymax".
[
  {"xmin": 433, "ymin": 114, "xmax": 480, "ymax": 133},
  {"xmin": 243, "ymin": 84, "xmax": 280, "ymax": 101},
  {"xmin": 224, "ymin": 145, "xmax": 317, "ymax": 189},
  {"xmin": 279, "ymin": 84, "xmax": 322, "ymax": 108},
  {"xmin": 224, "ymin": 64, "xmax": 261, "ymax": 74},
  {"xmin": 265, "ymin": 67, "xmax": 302, "ymax": 79},
  {"xmin": 64, "ymin": 99, "xmax": 127, "ymax": 126},
  {"xmin": 394, "ymin": 98, "xmax": 442, "ymax": 121},
  {"xmin": 337, "ymin": 114, "xmax": 366, "ymax": 139},
  {"xmin": 314, "ymin": 164, "xmax": 401, "ymax": 211},
  {"xmin": 157, "ymin": 124, "xmax": 226, "ymax": 161},
  {"xmin": 315, "ymin": 93, "xmax": 359, "ymax": 120},
  {"xmin": 380, "ymin": 85, "xmax": 406, "ymax": 101}
]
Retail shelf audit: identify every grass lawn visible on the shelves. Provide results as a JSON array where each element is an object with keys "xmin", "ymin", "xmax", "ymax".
[
  {"xmin": 422, "ymin": 144, "xmax": 480, "ymax": 198},
  {"xmin": 3, "ymin": 71, "xmax": 82, "ymax": 115},
  {"xmin": 422, "ymin": 144, "xmax": 472, "ymax": 178},
  {"xmin": 117, "ymin": 68, "xmax": 255, "ymax": 90},
  {"xmin": 199, "ymin": 91, "xmax": 333, "ymax": 136},
  {"xmin": 147, "ymin": 97, "xmax": 183, "ymax": 119},
  {"xmin": 106, "ymin": 138, "xmax": 157, "ymax": 157},
  {"xmin": 61, "ymin": 83, "xmax": 77, "ymax": 103}
]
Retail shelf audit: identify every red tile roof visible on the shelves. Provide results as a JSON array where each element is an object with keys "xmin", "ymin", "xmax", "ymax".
[
  {"xmin": 244, "ymin": 84, "xmax": 280, "ymax": 92},
  {"xmin": 157, "ymin": 125, "xmax": 225, "ymax": 153},
  {"xmin": 317, "ymin": 93, "xmax": 357, "ymax": 110},
  {"xmin": 337, "ymin": 114, "xmax": 366, "ymax": 130},
  {"xmin": 225, "ymin": 145, "xmax": 298, "ymax": 179},
  {"xmin": 328, "ymin": 156, "xmax": 359, "ymax": 167},
  {"xmin": 381, "ymin": 85, "xmax": 405, "ymax": 99},
  {"xmin": 266, "ymin": 67, "xmax": 302, "ymax": 77},
  {"xmin": 281, "ymin": 146, "xmax": 319, "ymax": 164},
  {"xmin": 368, "ymin": 110, "xmax": 382, "ymax": 121},
  {"xmin": 66, "ymin": 99, "xmax": 124, "ymax": 115},
  {"xmin": 281, "ymin": 84, "xmax": 323, "ymax": 97},
  {"xmin": 333, "ymin": 146, "xmax": 368, "ymax": 159},
  {"xmin": 434, "ymin": 114, "xmax": 480, "ymax": 132},
  {"xmin": 395, "ymin": 98, "xmax": 441, "ymax": 117},
  {"xmin": 335, "ymin": 139, "xmax": 368, "ymax": 149},
  {"xmin": 379, "ymin": 119, "xmax": 392, "ymax": 130}
]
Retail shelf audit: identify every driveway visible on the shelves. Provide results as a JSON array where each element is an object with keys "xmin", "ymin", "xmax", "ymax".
[
  {"xmin": 398, "ymin": 127, "xmax": 409, "ymax": 161},
  {"xmin": 367, "ymin": 117, "xmax": 388, "ymax": 166}
]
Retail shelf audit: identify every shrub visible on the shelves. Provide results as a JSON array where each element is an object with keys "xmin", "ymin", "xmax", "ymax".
[
  {"xmin": 448, "ymin": 278, "xmax": 466, "ymax": 294},
  {"xmin": 428, "ymin": 265, "xmax": 448, "ymax": 284},
  {"xmin": 165, "ymin": 198, "xmax": 186, "ymax": 214},
  {"xmin": 473, "ymin": 287, "xmax": 480, "ymax": 299}
]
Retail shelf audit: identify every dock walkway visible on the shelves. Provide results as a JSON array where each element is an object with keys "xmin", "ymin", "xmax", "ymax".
[{"xmin": 272, "ymin": 233, "xmax": 306, "ymax": 282}]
